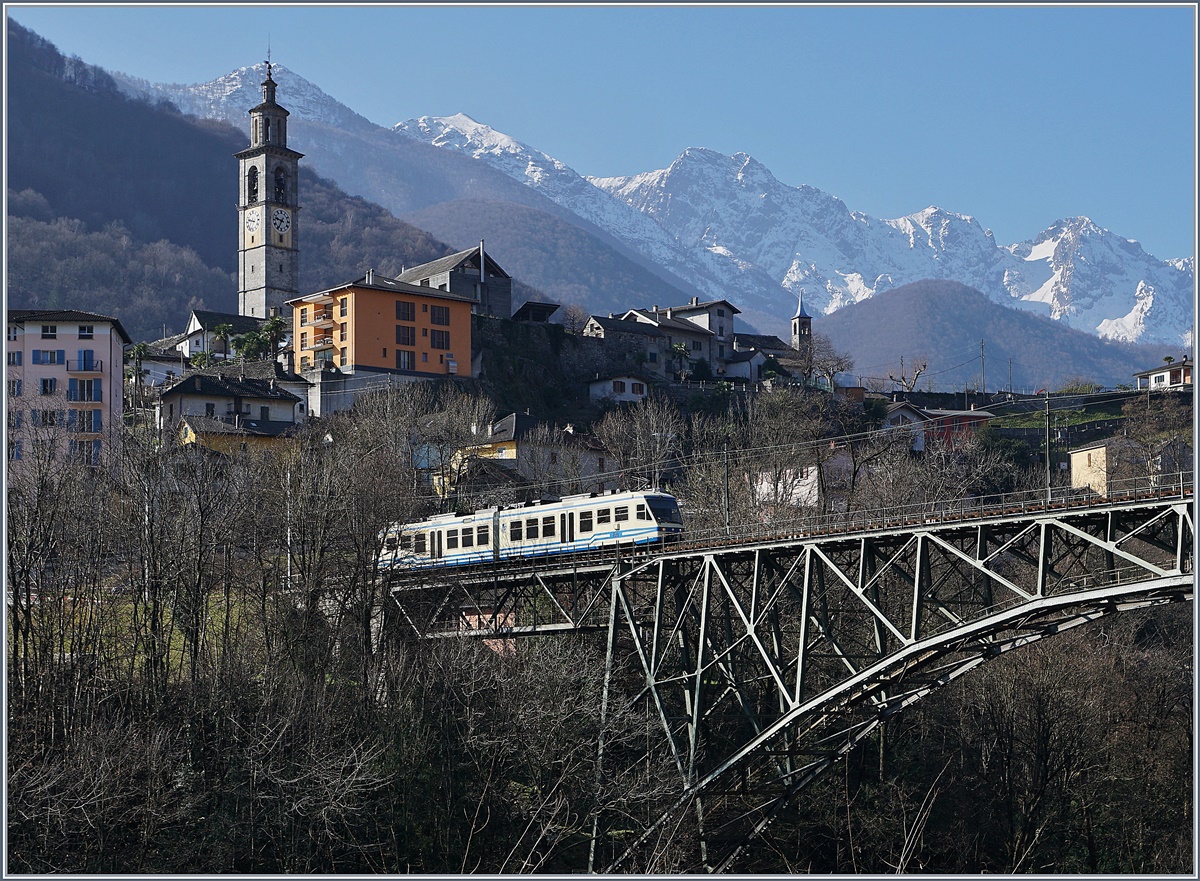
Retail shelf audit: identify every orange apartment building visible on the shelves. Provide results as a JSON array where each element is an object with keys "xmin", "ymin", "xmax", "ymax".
[{"xmin": 287, "ymin": 270, "xmax": 474, "ymax": 380}]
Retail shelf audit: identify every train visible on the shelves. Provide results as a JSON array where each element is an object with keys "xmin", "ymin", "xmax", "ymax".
[{"xmin": 379, "ymin": 490, "xmax": 685, "ymax": 570}]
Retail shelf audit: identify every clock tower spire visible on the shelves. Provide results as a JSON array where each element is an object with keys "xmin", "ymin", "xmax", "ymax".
[{"xmin": 236, "ymin": 60, "xmax": 303, "ymax": 318}]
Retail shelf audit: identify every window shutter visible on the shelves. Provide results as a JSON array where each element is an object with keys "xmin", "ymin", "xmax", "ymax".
[
  {"xmin": 31, "ymin": 350, "xmax": 41, "ymax": 365},
  {"xmin": 95, "ymin": 381, "xmax": 102, "ymax": 402},
  {"xmin": 68, "ymin": 378, "xmax": 79, "ymax": 401},
  {"xmin": 57, "ymin": 350, "xmax": 65, "ymax": 364},
  {"xmin": 95, "ymin": 409, "xmax": 102, "ymax": 432},
  {"xmin": 67, "ymin": 409, "xmax": 78, "ymax": 430},
  {"xmin": 30, "ymin": 410, "xmax": 40, "ymax": 427},
  {"xmin": 77, "ymin": 349, "xmax": 85, "ymax": 368}
]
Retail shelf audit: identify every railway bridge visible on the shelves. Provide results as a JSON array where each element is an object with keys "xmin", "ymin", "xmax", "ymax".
[{"xmin": 383, "ymin": 479, "xmax": 1194, "ymax": 873}]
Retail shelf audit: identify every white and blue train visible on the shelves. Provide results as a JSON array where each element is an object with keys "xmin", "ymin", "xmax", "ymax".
[{"xmin": 379, "ymin": 490, "xmax": 685, "ymax": 569}]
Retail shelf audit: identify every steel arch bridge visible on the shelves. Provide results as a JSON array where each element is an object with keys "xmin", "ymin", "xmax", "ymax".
[{"xmin": 384, "ymin": 486, "xmax": 1193, "ymax": 874}]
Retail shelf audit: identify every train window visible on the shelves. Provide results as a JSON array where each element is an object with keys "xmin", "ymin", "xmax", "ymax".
[
  {"xmin": 477, "ymin": 525, "xmax": 490, "ymax": 546},
  {"xmin": 636, "ymin": 504, "xmax": 650, "ymax": 520},
  {"xmin": 511, "ymin": 520, "xmax": 523, "ymax": 541},
  {"xmin": 579, "ymin": 511, "xmax": 594, "ymax": 532},
  {"xmin": 401, "ymin": 534, "xmax": 413, "ymax": 551},
  {"xmin": 526, "ymin": 518, "xmax": 540, "ymax": 540},
  {"xmin": 461, "ymin": 527, "xmax": 474, "ymax": 547},
  {"xmin": 543, "ymin": 516, "xmax": 555, "ymax": 537},
  {"xmin": 384, "ymin": 535, "xmax": 397, "ymax": 551},
  {"xmin": 597, "ymin": 508, "xmax": 611, "ymax": 525},
  {"xmin": 446, "ymin": 530, "xmax": 459, "ymax": 550},
  {"xmin": 415, "ymin": 533, "xmax": 427, "ymax": 554},
  {"xmin": 615, "ymin": 506, "xmax": 629, "ymax": 522}
]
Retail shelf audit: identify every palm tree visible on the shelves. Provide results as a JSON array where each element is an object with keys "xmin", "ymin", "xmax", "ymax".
[
  {"xmin": 190, "ymin": 352, "xmax": 213, "ymax": 369},
  {"xmin": 212, "ymin": 323, "xmax": 234, "ymax": 360},
  {"xmin": 233, "ymin": 331, "xmax": 269, "ymax": 361},
  {"xmin": 261, "ymin": 315, "xmax": 288, "ymax": 361}
]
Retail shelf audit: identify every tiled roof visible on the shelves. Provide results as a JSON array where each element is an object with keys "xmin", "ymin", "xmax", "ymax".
[
  {"xmin": 181, "ymin": 415, "xmax": 300, "ymax": 438},
  {"xmin": 624, "ymin": 309, "xmax": 714, "ymax": 336},
  {"xmin": 294, "ymin": 272, "xmax": 475, "ymax": 304},
  {"xmin": 665, "ymin": 298, "xmax": 741, "ymax": 315},
  {"xmin": 162, "ymin": 373, "xmax": 301, "ymax": 403},
  {"xmin": 189, "ymin": 310, "xmax": 268, "ymax": 336},
  {"xmin": 587, "ymin": 316, "xmax": 666, "ymax": 338},
  {"xmin": 734, "ymin": 333, "xmax": 791, "ymax": 352},
  {"xmin": 7, "ymin": 309, "xmax": 133, "ymax": 344},
  {"xmin": 397, "ymin": 246, "xmax": 511, "ymax": 283},
  {"xmin": 191, "ymin": 359, "xmax": 307, "ymax": 385}
]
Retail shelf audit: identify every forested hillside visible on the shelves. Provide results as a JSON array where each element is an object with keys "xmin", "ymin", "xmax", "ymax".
[{"xmin": 4, "ymin": 20, "xmax": 545, "ymax": 342}]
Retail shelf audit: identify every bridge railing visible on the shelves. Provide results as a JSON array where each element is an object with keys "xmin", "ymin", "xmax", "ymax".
[{"xmin": 680, "ymin": 471, "xmax": 1193, "ymax": 552}]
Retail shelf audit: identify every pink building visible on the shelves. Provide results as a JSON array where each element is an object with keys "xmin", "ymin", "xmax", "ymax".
[{"xmin": 6, "ymin": 310, "xmax": 131, "ymax": 466}]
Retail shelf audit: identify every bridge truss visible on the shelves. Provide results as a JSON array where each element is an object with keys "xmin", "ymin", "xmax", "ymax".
[{"xmin": 384, "ymin": 490, "xmax": 1193, "ymax": 873}]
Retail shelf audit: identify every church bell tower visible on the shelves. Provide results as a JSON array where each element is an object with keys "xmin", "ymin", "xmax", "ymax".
[
  {"xmin": 791, "ymin": 291, "xmax": 812, "ymax": 351},
  {"xmin": 236, "ymin": 61, "xmax": 303, "ymax": 318}
]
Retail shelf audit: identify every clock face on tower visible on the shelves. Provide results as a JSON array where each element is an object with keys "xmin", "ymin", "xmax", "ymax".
[
  {"xmin": 245, "ymin": 210, "xmax": 261, "ymax": 233},
  {"xmin": 272, "ymin": 208, "xmax": 292, "ymax": 234}
]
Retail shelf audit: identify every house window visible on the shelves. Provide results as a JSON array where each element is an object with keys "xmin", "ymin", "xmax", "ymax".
[
  {"xmin": 431, "ymin": 330, "xmax": 450, "ymax": 350},
  {"xmin": 40, "ymin": 378, "xmax": 57, "ymax": 396},
  {"xmin": 6, "ymin": 326, "xmax": 17, "ymax": 342},
  {"xmin": 260, "ymin": 406, "xmax": 270, "ymax": 421},
  {"xmin": 339, "ymin": 348, "xmax": 348, "ymax": 367},
  {"xmin": 648, "ymin": 351, "xmax": 657, "ymax": 363},
  {"xmin": 7, "ymin": 379, "xmax": 22, "ymax": 397},
  {"xmin": 67, "ymin": 379, "xmax": 102, "ymax": 402},
  {"xmin": 300, "ymin": 332, "xmax": 308, "ymax": 349},
  {"xmin": 300, "ymin": 307, "xmax": 308, "ymax": 325},
  {"xmin": 339, "ymin": 324, "xmax": 348, "ymax": 343},
  {"xmin": 396, "ymin": 301, "xmax": 415, "ymax": 321},
  {"xmin": 78, "ymin": 325, "xmax": 94, "ymax": 339},
  {"xmin": 6, "ymin": 352, "xmax": 21, "ymax": 366},
  {"xmin": 718, "ymin": 345, "xmax": 725, "ymax": 358},
  {"xmin": 717, "ymin": 308, "xmax": 725, "ymax": 317},
  {"xmin": 612, "ymin": 380, "xmax": 626, "ymax": 393},
  {"xmin": 41, "ymin": 325, "xmax": 57, "ymax": 339},
  {"xmin": 397, "ymin": 350, "xmax": 415, "ymax": 371},
  {"xmin": 205, "ymin": 403, "xmax": 215, "ymax": 417},
  {"xmin": 632, "ymin": 382, "xmax": 645, "ymax": 395},
  {"xmin": 32, "ymin": 350, "xmax": 64, "ymax": 365},
  {"xmin": 339, "ymin": 298, "xmax": 349, "ymax": 318},
  {"xmin": 691, "ymin": 340, "xmax": 702, "ymax": 352},
  {"xmin": 396, "ymin": 325, "xmax": 415, "ymax": 346},
  {"xmin": 430, "ymin": 305, "xmax": 451, "ymax": 326},
  {"xmin": 422, "ymin": 353, "xmax": 428, "ymax": 362},
  {"xmin": 422, "ymin": 303, "xmax": 428, "ymax": 312}
]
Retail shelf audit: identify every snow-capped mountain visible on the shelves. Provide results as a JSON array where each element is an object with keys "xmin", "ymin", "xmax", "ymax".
[{"xmin": 111, "ymin": 62, "xmax": 1193, "ymax": 346}]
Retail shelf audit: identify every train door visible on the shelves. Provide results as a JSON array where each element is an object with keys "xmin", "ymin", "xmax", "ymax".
[
  {"xmin": 431, "ymin": 530, "xmax": 442, "ymax": 562},
  {"xmin": 561, "ymin": 512, "xmax": 575, "ymax": 546},
  {"xmin": 492, "ymin": 511, "xmax": 502, "ymax": 563}
]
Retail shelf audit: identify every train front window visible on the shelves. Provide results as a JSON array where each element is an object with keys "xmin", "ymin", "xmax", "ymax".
[{"xmin": 648, "ymin": 498, "xmax": 683, "ymax": 525}]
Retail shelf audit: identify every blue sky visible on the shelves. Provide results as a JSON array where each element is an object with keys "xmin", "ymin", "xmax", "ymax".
[{"xmin": 7, "ymin": 4, "xmax": 1197, "ymax": 258}]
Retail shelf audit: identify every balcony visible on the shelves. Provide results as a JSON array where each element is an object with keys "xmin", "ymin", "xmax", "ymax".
[
  {"xmin": 309, "ymin": 336, "xmax": 335, "ymax": 352},
  {"xmin": 301, "ymin": 311, "xmax": 334, "ymax": 328},
  {"xmin": 66, "ymin": 359, "xmax": 103, "ymax": 374}
]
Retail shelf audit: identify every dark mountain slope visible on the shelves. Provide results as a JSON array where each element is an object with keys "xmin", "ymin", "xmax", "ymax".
[
  {"xmin": 818, "ymin": 280, "xmax": 1177, "ymax": 391},
  {"xmin": 4, "ymin": 20, "xmax": 548, "ymax": 342}
]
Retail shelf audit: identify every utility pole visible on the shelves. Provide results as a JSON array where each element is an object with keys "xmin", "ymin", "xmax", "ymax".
[
  {"xmin": 980, "ymin": 339, "xmax": 985, "ymax": 396},
  {"xmin": 1008, "ymin": 358, "xmax": 1013, "ymax": 396},
  {"xmin": 723, "ymin": 439, "xmax": 730, "ymax": 534},
  {"xmin": 1044, "ymin": 390, "xmax": 1052, "ymax": 501}
]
